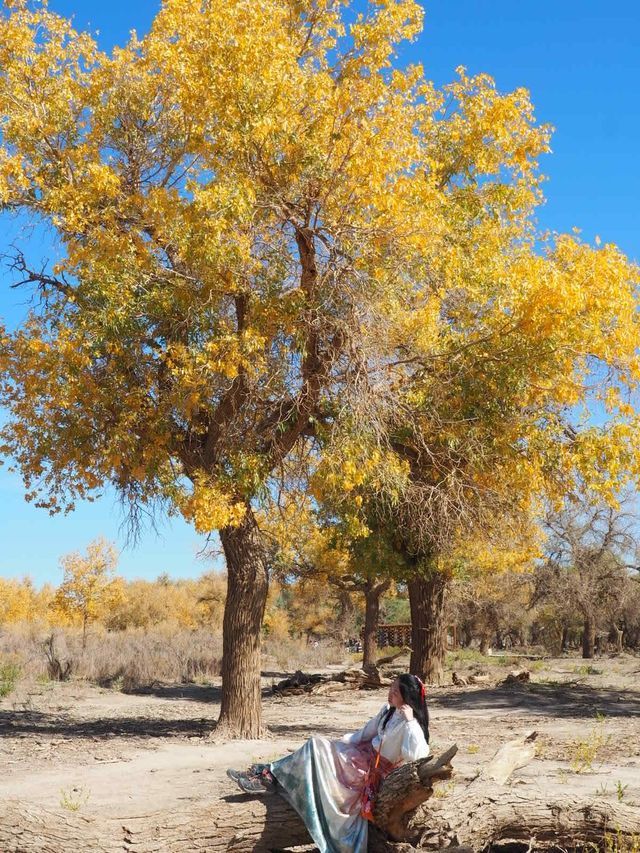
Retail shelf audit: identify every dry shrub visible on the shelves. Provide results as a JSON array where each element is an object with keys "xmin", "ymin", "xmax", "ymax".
[
  {"xmin": 262, "ymin": 635, "xmax": 346, "ymax": 672},
  {"xmin": 77, "ymin": 626, "xmax": 222, "ymax": 689},
  {"xmin": 0, "ymin": 621, "xmax": 350, "ymax": 693},
  {"xmin": 0, "ymin": 621, "xmax": 51, "ymax": 681},
  {"xmin": 0, "ymin": 624, "xmax": 222, "ymax": 691}
]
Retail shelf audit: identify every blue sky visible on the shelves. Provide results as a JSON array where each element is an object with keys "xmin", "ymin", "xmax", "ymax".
[{"xmin": 1, "ymin": 0, "xmax": 639, "ymax": 585}]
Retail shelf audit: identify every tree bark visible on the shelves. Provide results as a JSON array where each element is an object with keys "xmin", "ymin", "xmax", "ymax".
[
  {"xmin": 217, "ymin": 506, "xmax": 269, "ymax": 738},
  {"xmin": 408, "ymin": 571, "xmax": 449, "ymax": 684},
  {"xmin": 405, "ymin": 789, "xmax": 640, "ymax": 852},
  {"xmin": 2, "ymin": 741, "xmax": 640, "ymax": 852},
  {"xmin": 363, "ymin": 579, "xmax": 391, "ymax": 670},
  {"xmin": 582, "ymin": 615, "xmax": 595, "ymax": 659}
]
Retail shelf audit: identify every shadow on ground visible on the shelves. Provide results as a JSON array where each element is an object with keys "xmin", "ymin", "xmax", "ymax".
[
  {"xmin": 0, "ymin": 707, "xmax": 346, "ymax": 742},
  {"xmin": 431, "ymin": 681, "xmax": 640, "ymax": 718},
  {"xmin": 124, "ymin": 682, "xmax": 222, "ymax": 702},
  {"xmin": 0, "ymin": 710, "xmax": 214, "ymax": 739},
  {"xmin": 122, "ymin": 681, "xmax": 282, "ymax": 702},
  {"xmin": 263, "ymin": 721, "xmax": 346, "ymax": 740}
]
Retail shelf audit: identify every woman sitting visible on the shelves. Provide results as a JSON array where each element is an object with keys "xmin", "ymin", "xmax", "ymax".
[{"xmin": 227, "ymin": 673, "xmax": 430, "ymax": 853}]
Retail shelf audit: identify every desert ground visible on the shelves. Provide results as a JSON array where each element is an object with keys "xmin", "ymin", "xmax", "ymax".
[{"xmin": 2, "ymin": 651, "xmax": 640, "ymax": 846}]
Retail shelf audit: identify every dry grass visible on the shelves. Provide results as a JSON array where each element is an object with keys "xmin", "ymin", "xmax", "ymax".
[
  {"xmin": 0, "ymin": 623, "xmax": 348, "ymax": 694},
  {"xmin": 262, "ymin": 635, "xmax": 346, "ymax": 672},
  {"xmin": 0, "ymin": 623, "xmax": 222, "ymax": 691}
]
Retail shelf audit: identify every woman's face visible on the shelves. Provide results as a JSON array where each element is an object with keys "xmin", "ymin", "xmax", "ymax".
[{"xmin": 387, "ymin": 678, "xmax": 403, "ymax": 708}]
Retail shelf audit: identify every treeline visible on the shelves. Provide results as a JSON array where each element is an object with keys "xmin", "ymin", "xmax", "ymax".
[
  {"xmin": 0, "ymin": 572, "xmax": 222, "ymax": 630},
  {"xmin": 3, "ymin": 523, "xmax": 639, "ymax": 664}
]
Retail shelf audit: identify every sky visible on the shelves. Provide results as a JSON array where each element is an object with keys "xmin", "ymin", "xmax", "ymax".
[{"xmin": 1, "ymin": 0, "xmax": 639, "ymax": 585}]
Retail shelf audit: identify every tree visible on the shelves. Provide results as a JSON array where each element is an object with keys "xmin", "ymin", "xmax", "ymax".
[
  {"xmin": 0, "ymin": 0, "xmax": 439, "ymax": 736},
  {"xmin": 301, "ymin": 63, "xmax": 640, "ymax": 683},
  {"xmin": 2, "ymin": 0, "xmax": 639, "ymax": 730},
  {"xmin": 535, "ymin": 495, "xmax": 639, "ymax": 658},
  {"xmin": 264, "ymin": 480, "xmax": 407, "ymax": 666},
  {"xmin": 0, "ymin": 576, "xmax": 38, "ymax": 624},
  {"xmin": 53, "ymin": 537, "xmax": 123, "ymax": 648}
]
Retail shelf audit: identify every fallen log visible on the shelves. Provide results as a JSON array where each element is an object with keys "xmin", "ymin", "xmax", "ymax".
[
  {"xmin": 452, "ymin": 672, "xmax": 491, "ymax": 687},
  {"xmin": 273, "ymin": 666, "xmax": 386, "ymax": 697},
  {"xmin": 2, "ymin": 736, "xmax": 639, "ymax": 852},
  {"xmin": 272, "ymin": 670, "xmax": 326, "ymax": 696},
  {"xmin": 500, "ymin": 668, "xmax": 531, "ymax": 686},
  {"xmin": 400, "ymin": 733, "xmax": 640, "ymax": 851}
]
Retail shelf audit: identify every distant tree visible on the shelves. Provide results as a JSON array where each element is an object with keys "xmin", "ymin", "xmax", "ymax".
[
  {"xmin": 535, "ymin": 496, "xmax": 639, "ymax": 658},
  {"xmin": 53, "ymin": 538, "xmax": 123, "ymax": 648},
  {"xmin": 0, "ymin": 577, "xmax": 37, "ymax": 624}
]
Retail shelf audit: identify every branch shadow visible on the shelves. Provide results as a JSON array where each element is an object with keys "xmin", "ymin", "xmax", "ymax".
[
  {"xmin": 266, "ymin": 721, "xmax": 346, "ymax": 739},
  {"xmin": 431, "ymin": 681, "xmax": 640, "ymax": 718},
  {"xmin": 123, "ymin": 682, "xmax": 222, "ymax": 703},
  {"xmin": 218, "ymin": 789, "xmax": 312, "ymax": 851},
  {"xmin": 0, "ymin": 709, "xmax": 213, "ymax": 739}
]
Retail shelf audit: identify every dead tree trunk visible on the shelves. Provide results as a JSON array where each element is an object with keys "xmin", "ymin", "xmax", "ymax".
[
  {"xmin": 217, "ymin": 506, "xmax": 269, "ymax": 738},
  {"xmin": 399, "ymin": 734, "xmax": 640, "ymax": 851},
  {"xmin": 2, "ymin": 739, "xmax": 639, "ymax": 852},
  {"xmin": 409, "ymin": 571, "xmax": 448, "ymax": 684}
]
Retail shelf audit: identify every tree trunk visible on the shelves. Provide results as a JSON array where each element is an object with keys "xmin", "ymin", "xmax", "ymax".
[
  {"xmin": 408, "ymin": 570, "xmax": 448, "ymax": 685},
  {"xmin": 582, "ymin": 616, "xmax": 595, "ymax": 659},
  {"xmin": 560, "ymin": 623, "xmax": 569, "ymax": 653},
  {"xmin": 362, "ymin": 579, "xmax": 391, "ymax": 670},
  {"xmin": 217, "ymin": 506, "xmax": 269, "ymax": 738}
]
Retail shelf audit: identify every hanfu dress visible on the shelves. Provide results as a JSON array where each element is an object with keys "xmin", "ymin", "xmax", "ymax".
[{"xmin": 270, "ymin": 704, "xmax": 429, "ymax": 853}]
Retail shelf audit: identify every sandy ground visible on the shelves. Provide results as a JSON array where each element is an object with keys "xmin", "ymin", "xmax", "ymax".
[{"xmin": 2, "ymin": 653, "xmax": 640, "ymax": 822}]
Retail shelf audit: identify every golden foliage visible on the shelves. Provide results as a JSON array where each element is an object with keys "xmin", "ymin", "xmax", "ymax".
[
  {"xmin": 52, "ymin": 538, "xmax": 124, "ymax": 636},
  {"xmin": 0, "ymin": 0, "xmax": 637, "ymax": 606}
]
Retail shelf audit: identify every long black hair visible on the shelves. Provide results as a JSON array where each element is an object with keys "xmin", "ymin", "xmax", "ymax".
[
  {"xmin": 382, "ymin": 674, "xmax": 430, "ymax": 743},
  {"xmin": 399, "ymin": 674, "xmax": 429, "ymax": 743}
]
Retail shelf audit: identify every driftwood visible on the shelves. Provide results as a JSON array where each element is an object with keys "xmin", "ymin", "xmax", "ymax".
[
  {"xmin": 274, "ymin": 649, "xmax": 412, "ymax": 698},
  {"xmin": 274, "ymin": 667, "xmax": 386, "ymax": 697},
  {"xmin": 1, "ymin": 735, "xmax": 639, "ymax": 851},
  {"xmin": 452, "ymin": 672, "xmax": 491, "ymax": 686},
  {"xmin": 500, "ymin": 668, "xmax": 531, "ymax": 686}
]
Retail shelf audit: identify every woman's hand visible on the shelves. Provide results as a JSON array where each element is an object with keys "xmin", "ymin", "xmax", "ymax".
[{"xmin": 398, "ymin": 703, "xmax": 414, "ymax": 721}]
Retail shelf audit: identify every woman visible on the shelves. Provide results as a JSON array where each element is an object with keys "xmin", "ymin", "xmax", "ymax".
[{"xmin": 227, "ymin": 674, "xmax": 430, "ymax": 853}]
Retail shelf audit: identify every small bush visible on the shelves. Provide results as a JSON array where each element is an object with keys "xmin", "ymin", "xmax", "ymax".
[
  {"xmin": 574, "ymin": 664, "xmax": 602, "ymax": 676},
  {"xmin": 605, "ymin": 831, "xmax": 640, "ymax": 853},
  {"xmin": 569, "ymin": 723, "xmax": 611, "ymax": 773},
  {"xmin": 446, "ymin": 649, "xmax": 488, "ymax": 666},
  {"xmin": 60, "ymin": 786, "xmax": 90, "ymax": 812},
  {"xmin": 0, "ymin": 662, "xmax": 21, "ymax": 697}
]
